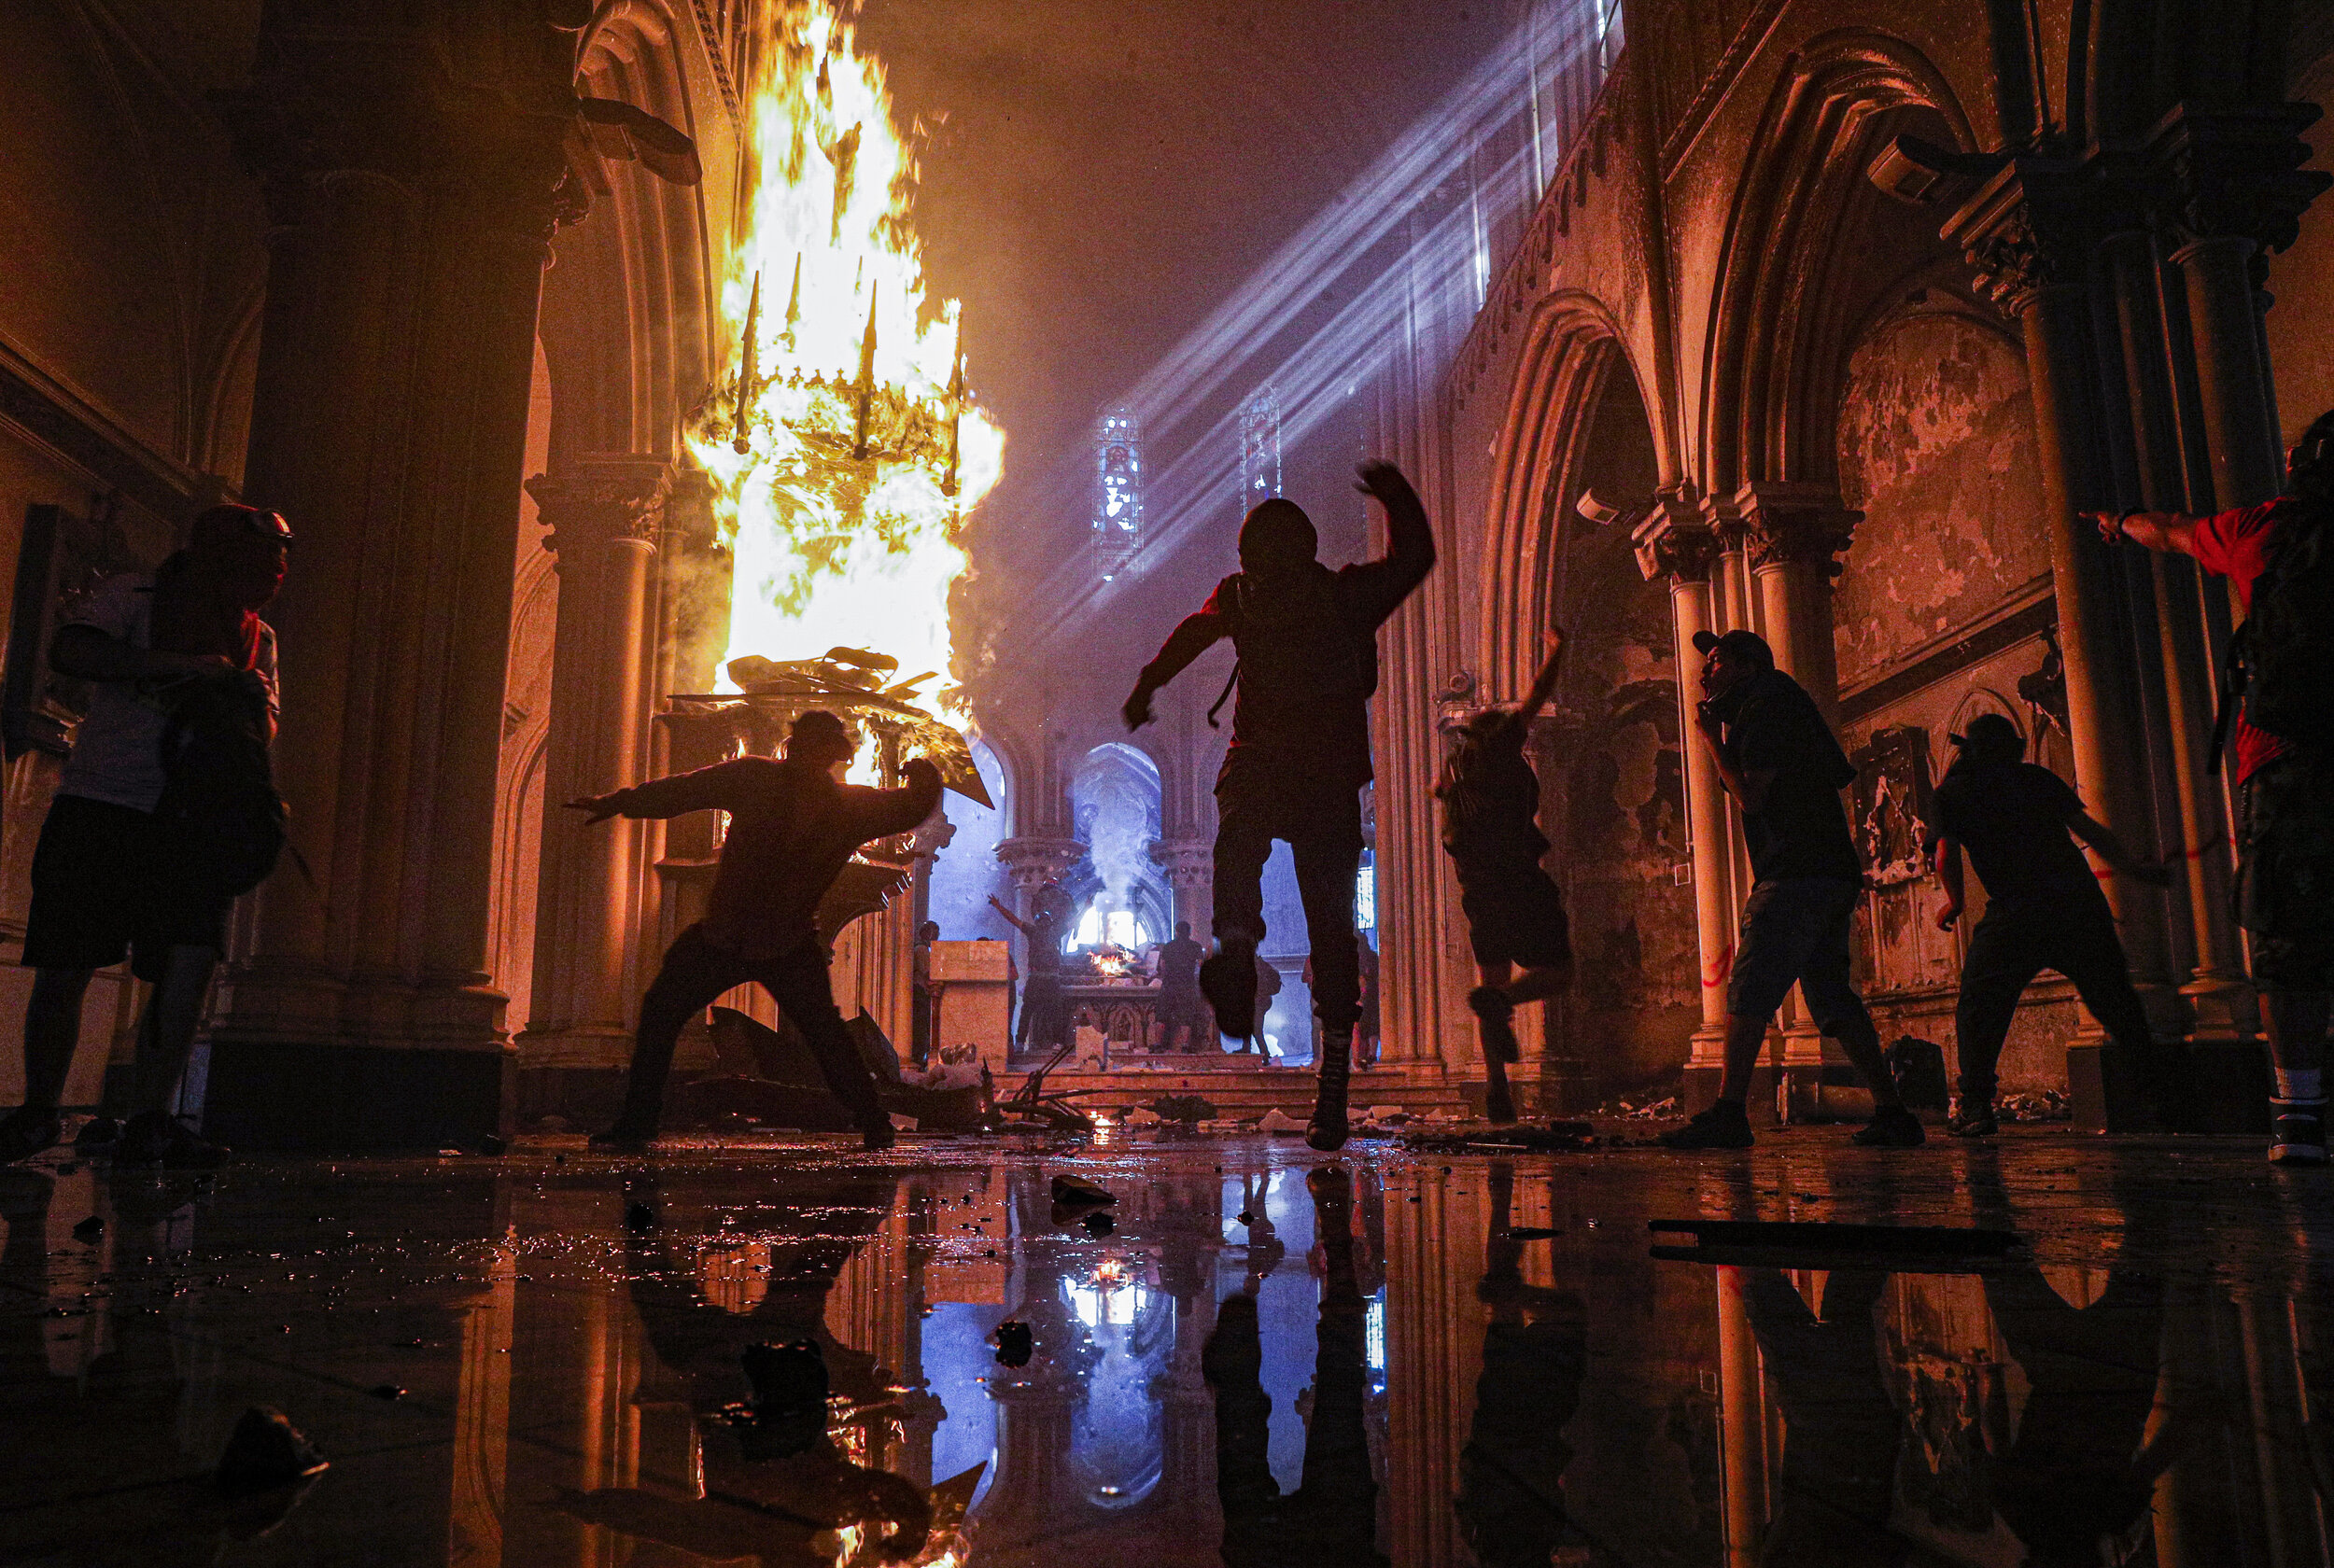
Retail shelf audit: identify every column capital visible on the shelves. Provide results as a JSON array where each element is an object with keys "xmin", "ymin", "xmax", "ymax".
[
  {"xmin": 2135, "ymin": 101, "xmax": 2331, "ymax": 259},
  {"xmin": 1631, "ymin": 489, "xmax": 1721, "ymax": 583},
  {"xmin": 527, "ymin": 458, "xmax": 672, "ymax": 555},
  {"xmin": 993, "ymin": 836, "xmax": 1084, "ymax": 892},
  {"xmin": 1944, "ymin": 158, "xmax": 2098, "ymax": 316},
  {"xmin": 1147, "ymin": 838, "xmax": 1213, "ymax": 889},
  {"xmin": 1735, "ymin": 482, "xmax": 1861, "ymax": 577}
]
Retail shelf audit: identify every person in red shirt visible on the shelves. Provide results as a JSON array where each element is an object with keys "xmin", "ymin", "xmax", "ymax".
[
  {"xmin": 570, "ymin": 709, "xmax": 942, "ymax": 1151},
  {"xmin": 2089, "ymin": 409, "xmax": 2334, "ymax": 1164}
]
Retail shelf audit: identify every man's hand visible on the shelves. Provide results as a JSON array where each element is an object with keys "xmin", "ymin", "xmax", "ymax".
[
  {"xmin": 1935, "ymin": 900, "xmax": 1961, "ymax": 932},
  {"xmin": 1693, "ymin": 704, "xmax": 1725, "ymax": 747},
  {"xmin": 1122, "ymin": 684, "xmax": 1156, "ymax": 731},
  {"xmin": 566, "ymin": 792, "xmax": 624, "ymax": 826},
  {"xmin": 902, "ymin": 756, "xmax": 941, "ymax": 787},
  {"xmin": 154, "ymin": 651, "xmax": 240, "ymax": 681},
  {"xmin": 1353, "ymin": 459, "xmax": 1413, "ymax": 500},
  {"xmin": 2086, "ymin": 510, "xmax": 2129, "ymax": 547}
]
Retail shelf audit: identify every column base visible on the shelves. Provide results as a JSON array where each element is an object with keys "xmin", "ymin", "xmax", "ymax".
[
  {"xmin": 200, "ymin": 1036, "xmax": 514, "ymax": 1150},
  {"xmin": 513, "ymin": 1064, "xmax": 631, "ymax": 1128},
  {"xmin": 2066, "ymin": 1039, "xmax": 2271, "ymax": 1133}
]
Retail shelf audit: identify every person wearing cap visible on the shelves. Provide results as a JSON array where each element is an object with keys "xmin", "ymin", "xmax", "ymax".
[
  {"xmin": 570, "ymin": 709, "xmax": 942, "ymax": 1151},
  {"xmin": 1121, "ymin": 460, "xmax": 1434, "ymax": 1151},
  {"xmin": 1927, "ymin": 713, "xmax": 2170, "ymax": 1136},
  {"xmin": 0, "ymin": 503, "xmax": 291, "ymax": 1167},
  {"xmin": 1661, "ymin": 627, "xmax": 1922, "ymax": 1150}
]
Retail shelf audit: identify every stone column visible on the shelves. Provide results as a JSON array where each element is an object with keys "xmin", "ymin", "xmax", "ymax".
[
  {"xmin": 1740, "ymin": 485, "xmax": 1861, "ymax": 1107},
  {"xmin": 993, "ymin": 836, "xmax": 1084, "ymax": 917},
  {"xmin": 1635, "ymin": 500, "xmax": 1730, "ymax": 1107},
  {"xmin": 515, "ymin": 459, "xmax": 668, "ymax": 1104},
  {"xmin": 204, "ymin": 6, "xmax": 579, "ymax": 1149},
  {"xmin": 1148, "ymin": 838, "xmax": 1214, "ymax": 935}
]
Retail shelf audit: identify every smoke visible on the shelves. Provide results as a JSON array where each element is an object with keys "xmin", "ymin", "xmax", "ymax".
[{"xmin": 1073, "ymin": 749, "xmax": 1160, "ymax": 930}]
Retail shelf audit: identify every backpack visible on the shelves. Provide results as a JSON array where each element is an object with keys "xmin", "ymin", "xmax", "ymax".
[
  {"xmin": 2218, "ymin": 502, "xmax": 2334, "ymax": 761},
  {"xmin": 1205, "ymin": 567, "xmax": 1379, "ymax": 728},
  {"xmin": 154, "ymin": 672, "xmax": 288, "ymax": 898}
]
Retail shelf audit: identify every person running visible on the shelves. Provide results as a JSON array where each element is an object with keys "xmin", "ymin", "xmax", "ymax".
[
  {"xmin": 0, "ymin": 503, "xmax": 292, "ymax": 1168},
  {"xmin": 988, "ymin": 893, "xmax": 1068, "ymax": 1059},
  {"xmin": 1438, "ymin": 631, "xmax": 1574, "ymax": 1124},
  {"xmin": 1928, "ymin": 713, "xmax": 2171, "ymax": 1135},
  {"xmin": 1661, "ymin": 628, "xmax": 1921, "ymax": 1150},
  {"xmin": 574, "ymin": 709, "xmax": 940, "ymax": 1151},
  {"xmin": 1123, "ymin": 461, "xmax": 1435, "ymax": 1151},
  {"xmin": 1155, "ymin": 919, "xmax": 1208, "ymax": 1052},
  {"xmin": 2089, "ymin": 407, "xmax": 2334, "ymax": 1163}
]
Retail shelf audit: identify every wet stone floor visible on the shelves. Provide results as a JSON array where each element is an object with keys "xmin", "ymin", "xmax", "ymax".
[{"xmin": 2, "ymin": 1127, "xmax": 2331, "ymax": 1567}]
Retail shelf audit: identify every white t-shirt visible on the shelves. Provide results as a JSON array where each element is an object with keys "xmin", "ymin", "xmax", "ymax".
[{"xmin": 55, "ymin": 572, "xmax": 280, "ymax": 813}]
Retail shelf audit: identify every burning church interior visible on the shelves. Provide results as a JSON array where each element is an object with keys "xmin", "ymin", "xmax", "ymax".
[{"xmin": 6, "ymin": 0, "xmax": 2334, "ymax": 1564}]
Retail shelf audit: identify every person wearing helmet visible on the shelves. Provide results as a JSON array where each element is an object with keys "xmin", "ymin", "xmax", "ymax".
[
  {"xmin": 0, "ymin": 503, "xmax": 291, "ymax": 1168},
  {"xmin": 2089, "ymin": 407, "xmax": 2334, "ymax": 1164},
  {"xmin": 572, "ymin": 709, "xmax": 942, "ymax": 1151},
  {"xmin": 1122, "ymin": 461, "xmax": 1435, "ymax": 1150},
  {"xmin": 1926, "ymin": 713, "xmax": 2172, "ymax": 1136}
]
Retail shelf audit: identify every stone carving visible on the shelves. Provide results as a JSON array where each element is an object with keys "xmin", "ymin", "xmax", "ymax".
[{"xmin": 527, "ymin": 462, "xmax": 672, "ymax": 554}]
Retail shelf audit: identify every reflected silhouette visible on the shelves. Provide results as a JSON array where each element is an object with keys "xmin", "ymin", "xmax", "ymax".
[
  {"xmin": 1738, "ymin": 1267, "xmax": 1905, "ymax": 1566},
  {"xmin": 1204, "ymin": 1165, "xmax": 1386, "ymax": 1567}
]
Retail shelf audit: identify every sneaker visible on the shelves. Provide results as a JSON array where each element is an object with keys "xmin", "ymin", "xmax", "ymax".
[
  {"xmin": 0, "ymin": 1108, "xmax": 63, "ymax": 1164},
  {"xmin": 859, "ymin": 1115, "xmax": 897, "ymax": 1153},
  {"xmin": 116, "ymin": 1112, "xmax": 231, "ymax": 1169},
  {"xmin": 1945, "ymin": 1098, "xmax": 1998, "ymax": 1138},
  {"xmin": 1200, "ymin": 938, "xmax": 1258, "ymax": 1042},
  {"xmin": 1307, "ymin": 1029, "xmax": 1353, "ymax": 1152},
  {"xmin": 1852, "ymin": 1104, "xmax": 1927, "ymax": 1148},
  {"xmin": 1659, "ymin": 1100, "xmax": 1754, "ymax": 1150},
  {"xmin": 1469, "ymin": 986, "xmax": 1521, "ymax": 1064},
  {"xmin": 73, "ymin": 1115, "xmax": 122, "ymax": 1152},
  {"xmin": 2270, "ymin": 1099, "xmax": 2329, "ymax": 1166}
]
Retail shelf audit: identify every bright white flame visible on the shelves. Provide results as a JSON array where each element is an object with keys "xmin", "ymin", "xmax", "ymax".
[{"xmin": 690, "ymin": 6, "xmax": 1005, "ymax": 711}]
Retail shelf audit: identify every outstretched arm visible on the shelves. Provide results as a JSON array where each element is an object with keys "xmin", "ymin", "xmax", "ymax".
[
  {"xmin": 2088, "ymin": 509, "xmax": 2200, "ymax": 557},
  {"xmin": 987, "ymin": 895, "xmax": 1036, "ymax": 938},
  {"xmin": 2067, "ymin": 808, "xmax": 2174, "ymax": 887},
  {"xmin": 568, "ymin": 760, "xmax": 750, "ymax": 825},
  {"xmin": 1354, "ymin": 460, "xmax": 1436, "ymax": 607},
  {"xmin": 1517, "ymin": 630, "xmax": 1566, "ymax": 721},
  {"xmin": 1123, "ymin": 606, "xmax": 1230, "ymax": 729}
]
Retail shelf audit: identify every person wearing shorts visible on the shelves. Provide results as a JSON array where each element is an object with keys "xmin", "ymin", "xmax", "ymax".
[
  {"xmin": 0, "ymin": 504, "xmax": 290, "ymax": 1167},
  {"xmin": 1439, "ymin": 632, "xmax": 1573, "ymax": 1122},
  {"xmin": 1661, "ymin": 629, "xmax": 1919, "ymax": 1151}
]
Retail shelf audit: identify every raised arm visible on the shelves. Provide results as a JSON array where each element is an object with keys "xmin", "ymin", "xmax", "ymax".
[
  {"xmin": 1123, "ymin": 604, "xmax": 1230, "ymax": 730},
  {"xmin": 1517, "ymin": 630, "xmax": 1566, "ymax": 721},
  {"xmin": 1353, "ymin": 460, "xmax": 1436, "ymax": 609},
  {"xmin": 987, "ymin": 894, "xmax": 1036, "ymax": 938},
  {"xmin": 2088, "ymin": 509, "xmax": 2200, "ymax": 558},
  {"xmin": 851, "ymin": 757, "xmax": 944, "ymax": 843}
]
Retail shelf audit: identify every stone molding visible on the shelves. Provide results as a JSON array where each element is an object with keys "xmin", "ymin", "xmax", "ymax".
[
  {"xmin": 993, "ymin": 836, "xmax": 1084, "ymax": 893},
  {"xmin": 527, "ymin": 459, "xmax": 672, "ymax": 555},
  {"xmin": 1736, "ymin": 482, "xmax": 1861, "ymax": 576},
  {"xmin": 1148, "ymin": 838, "xmax": 1214, "ymax": 889}
]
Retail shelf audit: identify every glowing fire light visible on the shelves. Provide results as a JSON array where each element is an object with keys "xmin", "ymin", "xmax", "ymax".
[{"xmin": 690, "ymin": 3, "xmax": 1005, "ymax": 716}]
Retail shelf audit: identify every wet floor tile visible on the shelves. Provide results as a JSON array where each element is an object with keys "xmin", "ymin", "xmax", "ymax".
[{"xmin": 1, "ymin": 1128, "xmax": 2329, "ymax": 1565}]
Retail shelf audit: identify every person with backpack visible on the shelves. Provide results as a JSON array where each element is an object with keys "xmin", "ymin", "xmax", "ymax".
[
  {"xmin": 1437, "ymin": 631, "xmax": 1574, "ymax": 1124},
  {"xmin": 574, "ymin": 709, "xmax": 942, "ymax": 1151},
  {"xmin": 1927, "ymin": 713, "xmax": 2172, "ymax": 1136},
  {"xmin": 2088, "ymin": 407, "xmax": 2334, "ymax": 1164},
  {"xmin": 0, "ymin": 503, "xmax": 291, "ymax": 1167},
  {"xmin": 1122, "ymin": 461, "xmax": 1435, "ymax": 1150},
  {"xmin": 1660, "ymin": 628, "xmax": 1923, "ymax": 1150}
]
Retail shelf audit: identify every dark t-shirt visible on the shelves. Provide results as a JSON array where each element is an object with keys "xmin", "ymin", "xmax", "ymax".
[
  {"xmin": 1720, "ymin": 667, "xmax": 1862, "ymax": 883},
  {"xmin": 1157, "ymin": 936, "xmax": 1202, "ymax": 988},
  {"xmin": 1929, "ymin": 760, "xmax": 2107, "ymax": 916},
  {"xmin": 1439, "ymin": 715, "xmax": 1551, "ymax": 886}
]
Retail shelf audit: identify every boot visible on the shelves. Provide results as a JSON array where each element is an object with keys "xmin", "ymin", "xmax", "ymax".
[{"xmin": 1308, "ymin": 1025, "xmax": 1353, "ymax": 1152}]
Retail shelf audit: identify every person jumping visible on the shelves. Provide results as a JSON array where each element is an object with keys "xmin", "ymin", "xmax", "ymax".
[
  {"xmin": 1123, "ymin": 461, "xmax": 1435, "ymax": 1151},
  {"xmin": 1438, "ymin": 631, "xmax": 1574, "ymax": 1124},
  {"xmin": 573, "ymin": 709, "xmax": 941, "ymax": 1151}
]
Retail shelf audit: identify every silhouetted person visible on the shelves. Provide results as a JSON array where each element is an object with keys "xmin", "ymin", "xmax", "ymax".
[
  {"xmin": 1124, "ymin": 461, "xmax": 1435, "ymax": 1149},
  {"xmin": 1454, "ymin": 1162, "xmax": 1587, "ymax": 1564},
  {"xmin": 0, "ymin": 504, "xmax": 292, "ymax": 1168},
  {"xmin": 1156, "ymin": 919, "xmax": 1207, "ymax": 1051},
  {"xmin": 1356, "ymin": 936, "xmax": 1381, "ymax": 1068},
  {"xmin": 2091, "ymin": 407, "xmax": 2334, "ymax": 1162},
  {"xmin": 1203, "ymin": 1165, "xmax": 1385, "ymax": 1567},
  {"xmin": 989, "ymin": 893, "xmax": 1069, "ymax": 1058},
  {"xmin": 1439, "ymin": 632, "xmax": 1574, "ymax": 1123},
  {"xmin": 910, "ymin": 918, "xmax": 939, "ymax": 1066},
  {"xmin": 1662, "ymin": 629, "xmax": 1919, "ymax": 1150},
  {"xmin": 1928, "ymin": 713, "xmax": 2171, "ymax": 1135},
  {"xmin": 1740, "ymin": 1267, "xmax": 1906, "ymax": 1566},
  {"xmin": 572, "ymin": 709, "xmax": 940, "ymax": 1150}
]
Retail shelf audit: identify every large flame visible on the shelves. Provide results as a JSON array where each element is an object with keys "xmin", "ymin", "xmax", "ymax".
[{"xmin": 690, "ymin": 2, "xmax": 1005, "ymax": 714}]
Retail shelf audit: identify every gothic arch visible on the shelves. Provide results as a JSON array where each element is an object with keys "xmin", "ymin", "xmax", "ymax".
[{"xmin": 1698, "ymin": 31, "xmax": 1981, "ymax": 497}]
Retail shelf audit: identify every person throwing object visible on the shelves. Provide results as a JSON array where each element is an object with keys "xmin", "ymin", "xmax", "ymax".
[
  {"xmin": 1123, "ymin": 461, "xmax": 1435, "ymax": 1150},
  {"xmin": 575, "ymin": 709, "xmax": 941, "ymax": 1151},
  {"xmin": 1437, "ymin": 631, "xmax": 1574, "ymax": 1124}
]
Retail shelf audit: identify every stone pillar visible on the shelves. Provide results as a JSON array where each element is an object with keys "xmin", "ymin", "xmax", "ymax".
[
  {"xmin": 203, "ymin": 6, "xmax": 579, "ymax": 1149},
  {"xmin": 1714, "ymin": 1266, "xmax": 1768, "ymax": 1568},
  {"xmin": 1148, "ymin": 838, "xmax": 1214, "ymax": 935},
  {"xmin": 1635, "ymin": 500, "xmax": 1731, "ymax": 1106},
  {"xmin": 516, "ymin": 460, "xmax": 668, "ymax": 1102},
  {"xmin": 993, "ymin": 836, "xmax": 1084, "ymax": 918}
]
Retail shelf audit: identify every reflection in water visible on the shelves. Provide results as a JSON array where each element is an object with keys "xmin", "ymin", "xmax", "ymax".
[{"xmin": 0, "ymin": 1145, "xmax": 2330, "ymax": 1565}]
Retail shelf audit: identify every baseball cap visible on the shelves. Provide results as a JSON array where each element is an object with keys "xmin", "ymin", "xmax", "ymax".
[
  {"xmin": 190, "ymin": 504, "xmax": 294, "ymax": 551},
  {"xmin": 1947, "ymin": 712, "xmax": 2023, "ymax": 757},
  {"xmin": 1691, "ymin": 628, "xmax": 1774, "ymax": 668}
]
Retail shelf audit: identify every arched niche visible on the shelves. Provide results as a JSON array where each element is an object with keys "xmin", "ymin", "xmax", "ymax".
[{"xmin": 1066, "ymin": 743, "xmax": 1169, "ymax": 951}]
